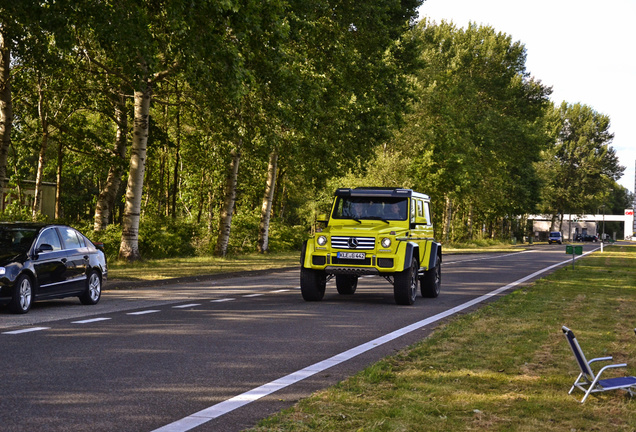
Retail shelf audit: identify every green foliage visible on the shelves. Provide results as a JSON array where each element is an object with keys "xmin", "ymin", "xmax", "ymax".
[
  {"xmin": 85, "ymin": 223, "xmax": 122, "ymax": 261},
  {"xmin": 2, "ymin": 3, "xmax": 626, "ymax": 258},
  {"xmin": 0, "ymin": 202, "xmax": 45, "ymax": 222},
  {"xmin": 138, "ymin": 216, "xmax": 202, "ymax": 259},
  {"xmin": 538, "ymin": 102, "xmax": 625, "ymax": 221},
  {"xmin": 266, "ymin": 220, "xmax": 306, "ymax": 253}
]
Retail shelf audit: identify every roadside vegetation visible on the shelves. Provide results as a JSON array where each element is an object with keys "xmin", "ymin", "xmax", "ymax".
[
  {"xmin": 2, "ymin": 2, "xmax": 632, "ymax": 265},
  {"xmin": 248, "ymin": 245, "xmax": 636, "ymax": 432},
  {"xmin": 105, "ymin": 240, "xmax": 534, "ymax": 283},
  {"xmin": 107, "ymin": 252, "xmax": 299, "ymax": 283}
]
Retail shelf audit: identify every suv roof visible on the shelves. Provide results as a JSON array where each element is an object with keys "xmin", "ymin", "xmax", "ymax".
[{"xmin": 334, "ymin": 187, "xmax": 430, "ymax": 200}]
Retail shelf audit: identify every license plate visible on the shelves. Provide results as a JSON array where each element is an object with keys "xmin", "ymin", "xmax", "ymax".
[{"xmin": 338, "ymin": 252, "xmax": 366, "ymax": 260}]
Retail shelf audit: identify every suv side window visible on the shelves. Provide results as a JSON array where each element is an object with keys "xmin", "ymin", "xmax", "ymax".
[
  {"xmin": 410, "ymin": 199, "xmax": 416, "ymax": 223},
  {"xmin": 36, "ymin": 228, "xmax": 62, "ymax": 251},
  {"xmin": 424, "ymin": 201, "xmax": 432, "ymax": 226}
]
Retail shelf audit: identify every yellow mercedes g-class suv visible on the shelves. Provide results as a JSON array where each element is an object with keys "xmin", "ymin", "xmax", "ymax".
[{"xmin": 300, "ymin": 187, "xmax": 441, "ymax": 305}]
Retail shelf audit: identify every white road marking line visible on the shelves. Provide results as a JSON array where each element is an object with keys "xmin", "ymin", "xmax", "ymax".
[
  {"xmin": 172, "ymin": 304, "xmax": 201, "ymax": 309},
  {"xmin": 72, "ymin": 318, "xmax": 111, "ymax": 324},
  {"xmin": 243, "ymin": 293, "xmax": 264, "ymax": 298},
  {"xmin": 443, "ymin": 250, "xmax": 535, "ymax": 265},
  {"xmin": 2, "ymin": 327, "xmax": 50, "ymax": 335},
  {"xmin": 152, "ymin": 255, "xmax": 579, "ymax": 432},
  {"xmin": 211, "ymin": 298, "xmax": 235, "ymax": 303},
  {"xmin": 127, "ymin": 310, "xmax": 161, "ymax": 316},
  {"xmin": 271, "ymin": 289, "xmax": 290, "ymax": 293}
]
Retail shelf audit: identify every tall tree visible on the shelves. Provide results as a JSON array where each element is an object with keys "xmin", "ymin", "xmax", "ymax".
[
  {"xmin": 0, "ymin": 28, "xmax": 11, "ymax": 184},
  {"xmin": 63, "ymin": 0, "xmax": 249, "ymax": 260},
  {"xmin": 539, "ymin": 102, "xmax": 624, "ymax": 230},
  {"xmin": 390, "ymin": 20, "xmax": 551, "ymax": 240}
]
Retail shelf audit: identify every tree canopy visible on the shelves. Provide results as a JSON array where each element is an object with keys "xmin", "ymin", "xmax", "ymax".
[{"xmin": 0, "ymin": 4, "xmax": 629, "ymax": 259}]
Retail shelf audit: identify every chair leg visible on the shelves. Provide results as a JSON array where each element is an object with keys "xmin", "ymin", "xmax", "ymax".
[
  {"xmin": 581, "ymin": 388, "xmax": 594, "ymax": 403},
  {"xmin": 569, "ymin": 373, "xmax": 584, "ymax": 395}
]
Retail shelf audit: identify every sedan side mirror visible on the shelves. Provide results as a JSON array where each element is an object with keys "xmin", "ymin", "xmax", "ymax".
[{"xmin": 36, "ymin": 243, "xmax": 54, "ymax": 253}]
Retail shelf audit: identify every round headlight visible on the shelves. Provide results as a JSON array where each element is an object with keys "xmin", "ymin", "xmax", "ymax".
[
  {"xmin": 381, "ymin": 237, "xmax": 392, "ymax": 248},
  {"xmin": 317, "ymin": 235, "xmax": 327, "ymax": 246}
]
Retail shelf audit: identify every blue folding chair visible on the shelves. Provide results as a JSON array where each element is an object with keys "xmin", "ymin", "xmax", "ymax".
[{"xmin": 562, "ymin": 326, "xmax": 636, "ymax": 403}]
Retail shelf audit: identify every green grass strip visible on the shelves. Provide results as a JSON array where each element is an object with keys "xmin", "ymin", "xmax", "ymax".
[
  {"xmin": 249, "ymin": 245, "xmax": 636, "ymax": 432},
  {"xmin": 107, "ymin": 252, "xmax": 299, "ymax": 282}
]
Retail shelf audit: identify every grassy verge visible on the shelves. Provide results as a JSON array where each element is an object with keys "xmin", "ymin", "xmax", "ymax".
[
  {"xmin": 249, "ymin": 244, "xmax": 636, "ymax": 431},
  {"xmin": 107, "ymin": 242, "xmax": 531, "ymax": 282},
  {"xmin": 107, "ymin": 252, "xmax": 299, "ymax": 281}
]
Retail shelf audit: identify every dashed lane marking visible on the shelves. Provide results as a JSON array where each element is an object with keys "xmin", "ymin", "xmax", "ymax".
[
  {"xmin": 2, "ymin": 327, "xmax": 50, "ymax": 335},
  {"xmin": 72, "ymin": 318, "xmax": 111, "ymax": 324},
  {"xmin": 127, "ymin": 310, "xmax": 161, "ymax": 316}
]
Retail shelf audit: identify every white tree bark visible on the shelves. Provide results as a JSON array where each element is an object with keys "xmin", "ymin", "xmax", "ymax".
[
  {"xmin": 119, "ymin": 88, "xmax": 151, "ymax": 261},
  {"xmin": 32, "ymin": 79, "xmax": 48, "ymax": 219},
  {"xmin": 257, "ymin": 149, "xmax": 278, "ymax": 253},
  {"xmin": 94, "ymin": 95, "xmax": 128, "ymax": 231},
  {"xmin": 214, "ymin": 147, "xmax": 241, "ymax": 257}
]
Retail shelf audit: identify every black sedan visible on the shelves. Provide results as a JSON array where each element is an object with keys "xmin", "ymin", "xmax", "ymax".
[{"xmin": 0, "ymin": 223, "xmax": 107, "ymax": 314}]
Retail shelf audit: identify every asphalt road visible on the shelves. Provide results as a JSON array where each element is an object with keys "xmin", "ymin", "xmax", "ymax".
[{"xmin": 0, "ymin": 243, "xmax": 601, "ymax": 432}]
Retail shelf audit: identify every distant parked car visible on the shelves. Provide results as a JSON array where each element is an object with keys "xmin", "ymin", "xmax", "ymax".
[
  {"xmin": 0, "ymin": 223, "xmax": 107, "ymax": 314},
  {"xmin": 576, "ymin": 234, "xmax": 598, "ymax": 242},
  {"xmin": 548, "ymin": 231, "xmax": 563, "ymax": 244}
]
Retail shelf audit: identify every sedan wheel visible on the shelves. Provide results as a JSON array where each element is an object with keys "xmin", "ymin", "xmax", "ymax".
[
  {"xmin": 79, "ymin": 271, "xmax": 102, "ymax": 305},
  {"xmin": 9, "ymin": 275, "xmax": 33, "ymax": 314}
]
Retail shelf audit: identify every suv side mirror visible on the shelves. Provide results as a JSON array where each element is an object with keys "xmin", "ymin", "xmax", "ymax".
[{"xmin": 316, "ymin": 214, "xmax": 328, "ymax": 224}]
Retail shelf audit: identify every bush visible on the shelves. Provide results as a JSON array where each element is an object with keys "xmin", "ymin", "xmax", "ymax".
[
  {"xmin": 267, "ymin": 221, "xmax": 307, "ymax": 252},
  {"xmin": 138, "ymin": 216, "xmax": 202, "ymax": 259},
  {"xmin": 85, "ymin": 216, "xmax": 205, "ymax": 261}
]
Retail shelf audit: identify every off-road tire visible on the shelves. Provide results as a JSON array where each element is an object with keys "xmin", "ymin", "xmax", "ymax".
[
  {"xmin": 336, "ymin": 275, "xmax": 358, "ymax": 295},
  {"xmin": 300, "ymin": 267, "xmax": 327, "ymax": 301},
  {"xmin": 393, "ymin": 257, "xmax": 418, "ymax": 305},
  {"xmin": 420, "ymin": 258, "xmax": 441, "ymax": 298}
]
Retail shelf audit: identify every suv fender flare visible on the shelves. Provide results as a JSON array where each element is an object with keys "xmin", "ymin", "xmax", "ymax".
[
  {"xmin": 300, "ymin": 240, "xmax": 308, "ymax": 267},
  {"xmin": 428, "ymin": 242, "xmax": 442, "ymax": 269},
  {"xmin": 402, "ymin": 242, "xmax": 419, "ymax": 271}
]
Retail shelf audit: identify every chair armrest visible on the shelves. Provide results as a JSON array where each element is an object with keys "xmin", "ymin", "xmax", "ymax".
[
  {"xmin": 596, "ymin": 363, "xmax": 628, "ymax": 378},
  {"xmin": 588, "ymin": 356, "xmax": 613, "ymax": 366}
]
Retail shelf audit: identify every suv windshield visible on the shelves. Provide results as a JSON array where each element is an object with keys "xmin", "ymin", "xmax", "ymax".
[{"xmin": 332, "ymin": 197, "xmax": 408, "ymax": 221}]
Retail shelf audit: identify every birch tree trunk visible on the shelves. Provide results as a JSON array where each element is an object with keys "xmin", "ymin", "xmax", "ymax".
[
  {"xmin": 0, "ymin": 30, "xmax": 11, "ymax": 185},
  {"xmin": 119, "ymin": 88, "xmax": 151, "ymax": 261},
  {"xmin": 214, "ymin": 147, "xmax": 241, "ymax": 257},
  {"xmin": 94, "ymin": 96, "xmax": 128, "ymax": 231},
  {"xmin": 443, "ymin": 195, "xmax": 453, "ymax": 243},
  {"xmin": 55, "ymin": 140, "xmax": 63, "ymax": 219},
  {"xmin": 33, "ymin": 78, "xmax": 48, "ymax": 219},
  {"xmin": 257, "ymin": 149, "xmax": 278, "ymax": 253}
]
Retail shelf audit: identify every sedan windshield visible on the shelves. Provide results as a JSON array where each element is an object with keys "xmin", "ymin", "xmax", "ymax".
[
  {"xmin": 332, "ymin": 197, "xmax": 408, "ymax": 221},
  {"xmin": 0, "ymin": 227, "xmax": 39, "ymax": 255}
]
